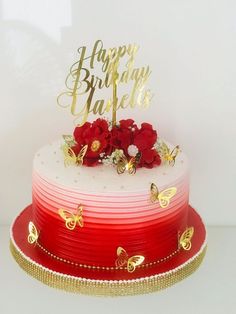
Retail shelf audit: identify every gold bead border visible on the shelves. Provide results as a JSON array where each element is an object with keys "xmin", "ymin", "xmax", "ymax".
[
  {"xmin": 36, "ymin": 241, "xmax": 181, "ymax": 271},
  {"xmin": 10, "ymin": 237, "xmax": 207, "ymax": 296}
]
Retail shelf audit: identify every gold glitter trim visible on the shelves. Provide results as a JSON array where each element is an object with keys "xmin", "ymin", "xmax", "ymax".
[{"xmin": 10, "ymin": 238, "xmax": 207, "ymax": 296}]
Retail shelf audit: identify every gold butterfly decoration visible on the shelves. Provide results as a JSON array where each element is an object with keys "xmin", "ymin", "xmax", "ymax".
[
  {"xmin": 157, "ymin": 141, "xmax": 180, "ymax": 166},
  {"xmin": 150, "ymin": 183, "xmax": 177, "ymax": 208},
  {"xmin": 115, "ymin": 247, "xmax": 145, "ymax": 273},
  {"xmin": 61, "ymin": 144, "xmax": 88, "ymax": 167},
  {"xmin": 58, "ymin": 205, "xmax": 84, "ymax": 230},
  {"xmin": 178, "ymin": 227, "xmax": 194, "ymax": 251},
  {"xmin": 27, "ymin": 221, "xmax": 39, "ymax": 245},
  {"xmin": 116, "ymin": 153, "xmax": 141, "ymax": 175}
]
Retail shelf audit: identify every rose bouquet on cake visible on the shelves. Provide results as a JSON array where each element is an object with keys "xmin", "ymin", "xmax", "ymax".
[{"xmin": 62, "ymin": 118, "xmax": 163, "ymax": 173}]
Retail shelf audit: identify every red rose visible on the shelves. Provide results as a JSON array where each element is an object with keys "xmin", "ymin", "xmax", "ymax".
[
  {"xmin": 72, "ymin": 119, "xmax": 110, "ymax": 166},
  {"xmin": 139, "ymin": 149, "xmax": 161, "ymax": 168},
  {"xmin": 73, "ymin": 121, "xmax": 91, "ymax": 146},
  {"xmin": 71, "ymin": 118, "xmax": 161, "ymax": 169},
  {"xmin": 119, "ymin": 119, "xmax": 137, "ymax": 129},
  {"xmin": 132, "ymin": 123, "xmax": 161, "ymax": 168},
  {"xmin": 133, "ymin": 123, "xmax": 157, "ymax": 151},
  {"xmin": 111, "ymin": 119, "xmax": 138, "ymax": 154}
]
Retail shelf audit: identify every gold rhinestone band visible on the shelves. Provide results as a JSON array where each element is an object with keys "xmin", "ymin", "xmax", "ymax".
[{"xmin": 10, "ymin": 238, "xmax": 207, "ymax": 296}]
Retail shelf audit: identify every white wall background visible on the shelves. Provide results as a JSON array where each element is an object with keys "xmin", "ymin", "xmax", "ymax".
[{"xmin": 0, "ymin": 0, "xmax": 235, "ymax": 225}]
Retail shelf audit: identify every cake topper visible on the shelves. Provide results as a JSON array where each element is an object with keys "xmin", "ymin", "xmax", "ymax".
[
  {"xmin": 59, "ymin": 41, "xmax": 180, "ymax": 172},
  {"xmin": 57, "ymin": 40, "xmax": 153, "ymax": 126}
]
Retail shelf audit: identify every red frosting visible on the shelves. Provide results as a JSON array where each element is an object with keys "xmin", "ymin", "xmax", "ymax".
[
  {"xmin": 12, "ymin": 204, "xmax": 206, "ymax": 281},
  {"xmin": 32, "ymin": 197, "xmax": 189, "ymax": 267}
]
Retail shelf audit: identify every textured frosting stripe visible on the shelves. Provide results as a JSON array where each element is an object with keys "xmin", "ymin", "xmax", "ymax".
[
  {"xmin": 33, "ymin": 203, "xmax": 188, "ymax": 265},
  {"xmin": 33, "ymin": 169, "xmax": 188, "ymax": 200},
  {"xmin": 32, "ymin": 170, "xmax": 189, "ymax": 215},
  {"xmin": 33, "ymin": 170, "xmax": 189, "ymax": 205},
  {"xmin": 32, "ymin": 181, "xmax": 188, "ymax": 214},
  {"xmin": 33, "ymin": 196, "xmax": 188, "ymax": 226}
]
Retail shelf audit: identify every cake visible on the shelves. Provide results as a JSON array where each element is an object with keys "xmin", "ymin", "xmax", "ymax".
[
  {"xmin": 10, "ymin": 123, "xmax": 206, "ymax": 296},
  {"xmin": 10, "ymin": 41, "xmax": 206, "ymax": 296},
  {"xmin": 33, "ymin": 138, "xmax": 188, "ymax": 271}
]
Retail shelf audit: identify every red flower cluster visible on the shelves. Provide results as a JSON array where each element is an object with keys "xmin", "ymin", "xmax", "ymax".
[
  {"xmin": 73, "ymin": 119, "xmax": 111, "ymax": 166},
  {"xmin": 72, "ymin": 118, "xmax": 161, "ymax": 169}
]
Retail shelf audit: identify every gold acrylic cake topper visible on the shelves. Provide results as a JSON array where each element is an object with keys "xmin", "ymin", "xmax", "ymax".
[
  {"xmin": 156, "ymin": 141, "xmax": 180, "ymax": 166},
  {"xmin": 58, "ymin": 205, "xmax": 84, "ymax": 230},
  {"xmin": 150, "ymin": 183, "xmax": 177, "ymax": 208},
  {"xmin": 57, "ymin": 40, "xmax": 153, "ymax": 126},
  {"xmin": 178, "ymin": 227, "xmax": 194, "ymax": 251},
  {"xmin": 28, "ymin": 222, "xmax": 39, "ymax": 245},
  {"xmin": 115, "ymin": 247, "xmax": 145, "ymax": 273}
]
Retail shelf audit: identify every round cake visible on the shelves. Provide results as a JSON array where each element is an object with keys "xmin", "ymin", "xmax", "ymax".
[
  {"xmin": 10, "ymin": 134, "xmax": 206, "ymax": 295},
  {"xmin": 32, "ymin": 139, "xmax": 189, "ymax": 275}
]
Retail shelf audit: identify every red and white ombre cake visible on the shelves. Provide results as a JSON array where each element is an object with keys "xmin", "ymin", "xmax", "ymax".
[
  {"xmin": 10, "ymin": 133, "xmax": 207, "ymax": 296},
  {"xmin": 32, "ymin": 139, "xmax": 189, "ymax": 270}
]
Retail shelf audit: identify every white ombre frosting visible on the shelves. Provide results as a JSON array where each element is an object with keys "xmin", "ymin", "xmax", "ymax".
[{"xmin": 32, "ymin": 139, "xmax": 189, "ymax": 224}]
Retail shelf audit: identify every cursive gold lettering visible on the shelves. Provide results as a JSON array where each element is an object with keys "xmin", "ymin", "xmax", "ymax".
[{"xmin": 57, "ymin": 40, "xmax": 153, "ymax": 126}]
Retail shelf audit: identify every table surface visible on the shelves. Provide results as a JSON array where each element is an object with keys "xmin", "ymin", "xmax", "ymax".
[{"xmin": 0, "ymin": 225, "xmax": 235, "ymax": 314}]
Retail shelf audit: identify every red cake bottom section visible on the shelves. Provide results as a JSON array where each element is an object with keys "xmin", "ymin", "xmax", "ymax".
[
  {"xmin": 32, "ymin": 199, "xmax": 189, "ymax": 267},
  {"xmin": 11, "ymin": 204, "xmax": 206, "ymax": 283}
]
